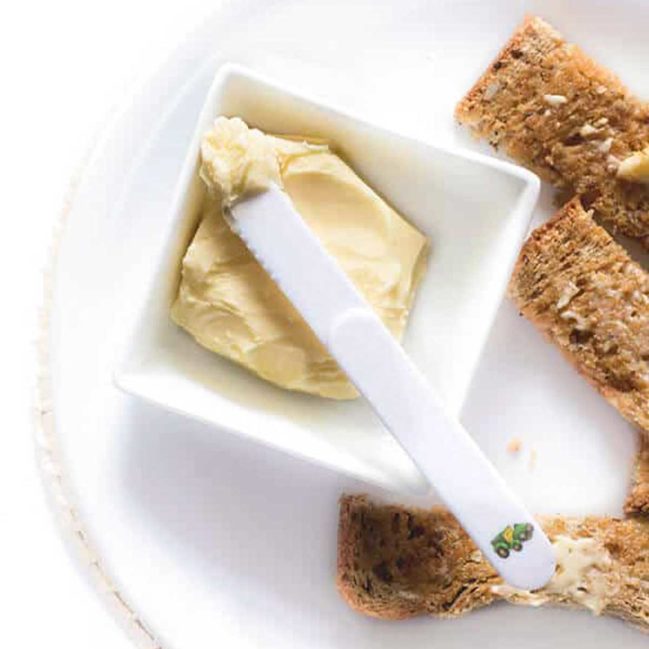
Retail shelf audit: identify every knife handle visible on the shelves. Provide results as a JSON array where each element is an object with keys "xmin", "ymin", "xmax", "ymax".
[{"xmin": 329, "ymin": 308, "xmax": 556, "ymax": 591}]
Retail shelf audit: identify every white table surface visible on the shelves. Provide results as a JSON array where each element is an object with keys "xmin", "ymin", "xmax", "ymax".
[{"xmin": 2, "ymin": 1, "xmax": 215, "ymax": 646}]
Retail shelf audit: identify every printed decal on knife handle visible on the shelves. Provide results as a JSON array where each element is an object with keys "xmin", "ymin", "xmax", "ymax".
[{"xmin": 491, "ymin": 523, "xmax": 535, "ymax": 559}]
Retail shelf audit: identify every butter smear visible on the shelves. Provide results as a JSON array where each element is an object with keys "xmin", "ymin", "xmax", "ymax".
[
  {"xmin": 492, "ymin": 535, "xmax": 614, "ymax": 614},
  {"xmin": 617, "ymin": 146, "xmax": 649, "ymax": 185}
]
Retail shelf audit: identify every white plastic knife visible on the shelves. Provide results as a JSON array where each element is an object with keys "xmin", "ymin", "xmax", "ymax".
[{"xmin": 227, "ymin": 185, "xmax": 556, "ymax": 590}]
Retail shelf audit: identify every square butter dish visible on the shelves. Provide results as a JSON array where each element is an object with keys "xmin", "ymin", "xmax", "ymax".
[{"xmin": 115, "ymin": 63, "xmax": 539, "ymax": 494}]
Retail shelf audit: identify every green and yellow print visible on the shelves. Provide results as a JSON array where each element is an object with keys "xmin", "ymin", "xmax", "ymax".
[{"xmin": 491, "ymin": 523, "xmax": 534, "ymax": 559}]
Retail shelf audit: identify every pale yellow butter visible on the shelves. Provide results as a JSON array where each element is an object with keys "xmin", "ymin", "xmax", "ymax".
[
  {"xmin": 617, "ymin": 146, "xmax": 649, "ymax": 185},
  {"xmin": 171, "ymin": 117, "xmax": 428, "ymax": 399},
  {"xmin": 492, "ymin": 535, "xmax": 615, "ymax": 614}
]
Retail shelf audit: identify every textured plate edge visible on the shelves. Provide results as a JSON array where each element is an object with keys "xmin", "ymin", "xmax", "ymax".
[
  {"xmin": 33, "ymin": 102, "xmax": 164, "ymax": 649},
  {"xmin": 26, "ymin": 3, "xmax": 248, "ymax": 647}
]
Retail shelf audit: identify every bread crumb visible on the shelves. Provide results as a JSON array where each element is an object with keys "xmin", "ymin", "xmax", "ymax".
[
  {"xmin": 544, "ymin": 94, "xmax": 568, "ymax": 106},
  {"xmin": 556, "ymin": 281, "xmax": 580, "ymax": 309},
  {"xmin": 617, "ymin": 146, "xmax": 649, "ymax": 184},
  {"xmin": 579, "ymin": 123, "xmax": 598, "ymax": 137},
  {"xmin": 606, "ymin": 155, "xmax": 621, "ymax": 172},
  {"xmin": 596, "ymin": 137, "xmax": 614, "ymax": 153},
  {"xmin": 395, "ymin": 590, "xmax": 421, "ymax": 601},
  {"xmin": 483, "ymin": 81, "xmax": 501, "ymax": 101},
  {"xmin": 559, "ymin": 309, "xmax": 589, "ymax": 330},
  {"xmin": 507, "ymin": 437, "xmax": 523, "ymax": 453}
]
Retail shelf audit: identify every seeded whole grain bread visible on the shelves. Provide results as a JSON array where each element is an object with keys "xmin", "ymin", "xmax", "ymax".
[
  {"xmin": 455, "ymin": 16, "xmax": 649, "ymax": 246},
  {"xmin": 508, "ymin": 197, "xmax": 649, "ymax": 435},
  {"xmin": 337, "ymin": 495, "xmax": 649, "ymax": 629},
  {"xmin": 627, "ymin": 437, "xmax": 649, "ymax": 516}
]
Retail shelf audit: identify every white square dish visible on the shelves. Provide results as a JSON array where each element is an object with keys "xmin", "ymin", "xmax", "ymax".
[{"xmin": 114, "ymin": 63, "xmax": 539, "ymax": 493}]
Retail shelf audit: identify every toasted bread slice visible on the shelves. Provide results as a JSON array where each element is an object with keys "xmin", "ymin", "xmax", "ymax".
[
  {"xmin": 337, "ymin": 495, "xmax": 648, "ymax": 629},
  {"xmin": 456, "ymin": 16, "xmax": 649, "ymax": 246},
  {"xmin": 508, "ymin": 197, "xmax": 649, "ymax": 435},
  {"xmin": 626, "ymin": 437, "xmax": 649, "ymax": 515}
]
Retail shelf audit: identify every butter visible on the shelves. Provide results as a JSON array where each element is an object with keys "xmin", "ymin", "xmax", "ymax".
[
  {"xmin": 492, "ymin": 535, "xmax": 614, "ymax": 614},
  {"xmin": 172, "ymin": 118, "xmax": 428, "ymax": 399},
  {"xmin": 199, "ymin": 117, "xmax": 282, "ymax": 205},
  {"xmin": 617, "ymin": 146, "xmax": 649, "ymax": 184}
]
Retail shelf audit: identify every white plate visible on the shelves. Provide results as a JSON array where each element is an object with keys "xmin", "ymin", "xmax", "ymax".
[
  {"xmin": 115, "ymin": 63, "xmax": 538, "ymax": 494},
  {"xmin": 47, "ymin": 1, "xmax": 647, "ymax": 648}
]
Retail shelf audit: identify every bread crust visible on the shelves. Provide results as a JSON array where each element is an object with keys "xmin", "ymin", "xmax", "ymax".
[
  {"xmin": 456, "ymin": 16, "xmax": 649, "ymax": 246},
  {"xmin": 626, "ymin": 436, "xmax": 649, "ymax": 516}
]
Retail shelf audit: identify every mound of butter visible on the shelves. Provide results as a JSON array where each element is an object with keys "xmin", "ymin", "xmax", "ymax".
[{"xmin": 171, "ymin": 117, "xmax": 428, "ymax": 399}]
